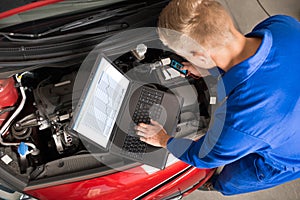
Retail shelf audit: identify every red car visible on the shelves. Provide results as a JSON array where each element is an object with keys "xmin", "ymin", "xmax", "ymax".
[
  {"xmin": 0, "ymin": 1, "xmax": 215, "ymax": 199},
  {"xmin": 2, "ymin": 1, "xmax": 298, "ymax": 199}
]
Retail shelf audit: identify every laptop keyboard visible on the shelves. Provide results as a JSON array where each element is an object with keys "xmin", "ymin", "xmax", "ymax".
[{"xmin": 121, "ymin": 87, "xmax": 164, "ymax": 160}]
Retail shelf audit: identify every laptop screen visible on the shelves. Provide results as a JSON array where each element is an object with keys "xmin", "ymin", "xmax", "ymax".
[{"xmin": 72, "ymin": 56, "xmax": 130, "ymax": 148}]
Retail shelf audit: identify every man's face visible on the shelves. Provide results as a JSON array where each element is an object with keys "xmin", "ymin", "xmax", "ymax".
[{"xmin": 166, "ymin": 34, "xmax": 216, "ymax": 70}]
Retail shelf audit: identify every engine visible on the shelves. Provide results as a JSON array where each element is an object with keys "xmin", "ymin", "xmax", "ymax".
[
  {"xmin": 0, "ymin": 47, "xmax": 213, "ymax": 179},
  {"xmin": 0, "ymin": 70, "xmax": 84, "ymax": 175}
]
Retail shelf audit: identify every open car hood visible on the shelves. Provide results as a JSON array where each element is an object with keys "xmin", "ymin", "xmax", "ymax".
[{"xmin": 0, "ymin": 0, "xmax": 63, "ymax": 20}]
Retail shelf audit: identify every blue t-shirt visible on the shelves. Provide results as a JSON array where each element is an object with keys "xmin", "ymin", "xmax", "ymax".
[{"xmin": 167, "ymin": 15, "xmax": 300, "ymax": 170}]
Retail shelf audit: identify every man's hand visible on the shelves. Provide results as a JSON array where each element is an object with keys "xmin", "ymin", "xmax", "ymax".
[
  {"xmin": 135, "ymin": 119, "xmax": 171, "ymax": 148},
  {"xmin": 182, "ymin": 62, "xmax": 211, "ymax": 78}
]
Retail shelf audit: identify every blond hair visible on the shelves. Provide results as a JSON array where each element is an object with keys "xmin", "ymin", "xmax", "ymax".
[{"xmin": 158, "ymin": 0, "xmax": 234, "ymax": 49}]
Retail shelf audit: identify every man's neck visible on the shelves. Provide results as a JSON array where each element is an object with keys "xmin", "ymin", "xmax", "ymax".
[{"xmin": 212, "ymin": 31, "xmax": 262, "ymax": 72}]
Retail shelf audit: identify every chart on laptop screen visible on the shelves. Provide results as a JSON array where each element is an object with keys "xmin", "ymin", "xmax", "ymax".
[{"xmin": 73, "ymin": 57, "xmax": 130, "ymax": 148}]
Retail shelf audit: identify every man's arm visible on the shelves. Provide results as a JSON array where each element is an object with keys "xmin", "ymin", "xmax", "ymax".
[
  {"xmin": 167, "ymin": 124, "xmax": 269, "ymax": 168},
  {"xmin": 136, "ymin": 117, "xmax": 269, "ymax": 169}
]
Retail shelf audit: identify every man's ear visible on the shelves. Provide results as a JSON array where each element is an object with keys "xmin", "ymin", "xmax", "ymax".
[{"xmin": 193, "ymin": 51, "xmax": 208, "ymax": 64}]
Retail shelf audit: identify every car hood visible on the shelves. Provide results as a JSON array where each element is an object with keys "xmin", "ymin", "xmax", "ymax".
[
  {"xmin": 0, "ymin": 0, "xmax": 63, "ymax": 20},
  {"xmin": 0, "ymin": 0, "xmax": 167, "ymax": 78}
]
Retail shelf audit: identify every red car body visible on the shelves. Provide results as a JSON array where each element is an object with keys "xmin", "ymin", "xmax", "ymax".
[{"xmin": 25, "ymin": 162, "xmax": 214, "ymax": 200}]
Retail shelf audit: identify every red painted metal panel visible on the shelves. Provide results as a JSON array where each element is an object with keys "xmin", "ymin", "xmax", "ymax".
[
  {"xmin": 0, "ymin": 77, "xmax": 18, "ymax": 127},
  {"xmin": 25, "ymin": 161, "xmax": 214, "ymax": 200},
  {"xmin": 143, "ymin": 168, "xmax": 214, "ymax": 200}
]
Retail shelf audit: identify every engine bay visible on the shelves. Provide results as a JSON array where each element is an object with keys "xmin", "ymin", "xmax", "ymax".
[{"xmin": 0, "ymin": 47, "xmax": 215, "ymax": 182}]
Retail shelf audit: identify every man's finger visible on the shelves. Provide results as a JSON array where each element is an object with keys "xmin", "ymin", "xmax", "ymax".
[
  {"xmin": 136, "ymin": 129, "xmax": 155, "ymax": 138},
  {"xmin": 136, "ymin": 131, "xmax": 145, "ymax": 137},
  {"xmin": 182, "ymin": 62, "xmax": 191, "ymax": 66},
  {"xmin": 150, "ymin": 119, "xmax": 162, "ymax": 128},
  {"xmin": 181, "ymin": 66, "xmax": 189, "ymax": 71},
  {"xmin": 181, "ymin": 65, "xmax": 190, "ymax": 71},
  {"xmin": 150, "ymin": 119, "xmax": 160, "ymax": 125},
  {"xmin": 139, "ymin": 136, "xmax": 147, "ymax": 142},
  {"xmin": 138, "ymin": 123, "xmax": 148, "ymax": 128},
  {"xmin": 135, "ymin": 125, "xmax": 147, "ymax": 132}
]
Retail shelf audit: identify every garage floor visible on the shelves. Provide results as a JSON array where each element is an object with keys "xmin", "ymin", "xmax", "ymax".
[{"xmin": 184, "ymin": 178, "xmax": 300, "ymax": 200}]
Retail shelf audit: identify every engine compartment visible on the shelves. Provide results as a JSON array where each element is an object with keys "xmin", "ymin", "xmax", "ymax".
[{"xmin": 0, "ymin": 47, "xmax": 214, "ymax": 183}]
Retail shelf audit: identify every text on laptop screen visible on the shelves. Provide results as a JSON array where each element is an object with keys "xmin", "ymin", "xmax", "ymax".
[{"xmin": 73, "ymin": 57, "xmax": 130, "ymax": 148}]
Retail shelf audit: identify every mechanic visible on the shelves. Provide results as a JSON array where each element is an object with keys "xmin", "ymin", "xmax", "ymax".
[{"xmin": 135, "ymin": 0, "xmax": 300, "ymax": 195}]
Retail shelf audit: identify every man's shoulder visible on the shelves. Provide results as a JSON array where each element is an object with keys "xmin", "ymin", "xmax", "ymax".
[
  {"xmin": 252, "ymin": 15, "xmax": 300, "ymax": 32},
  {"xmin": 265, "ymin": 15, "xmax": 298, "ymax": 24}
]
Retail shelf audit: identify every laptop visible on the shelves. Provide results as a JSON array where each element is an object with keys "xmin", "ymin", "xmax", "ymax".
[{"xmin": 70, "ymin": 53, "xmax": 182, "ymax": 169}]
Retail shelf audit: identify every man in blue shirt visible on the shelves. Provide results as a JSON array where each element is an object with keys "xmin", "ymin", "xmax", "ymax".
[{"xmin": 135, "ymin": 0, "xmax": 300, "ymax": 195}]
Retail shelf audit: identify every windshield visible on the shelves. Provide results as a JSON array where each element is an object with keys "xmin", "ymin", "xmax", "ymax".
[{"xmin": 0, "ymin": 0, "xmax": 126, "ymax": 28}]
